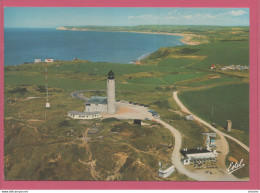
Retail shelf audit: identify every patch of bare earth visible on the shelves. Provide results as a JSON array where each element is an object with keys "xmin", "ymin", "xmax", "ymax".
[
  {"xmin": 228, "ymin": 156, "xmax": 238, "ymax": 163},
  {"xmin": 27, "ymin": 119, "xmax": 43, "ymax": 122},
  {"xmin": 106, "ymin": 152, "xmax": 128, "ymax": 180},
  {"xmin": 78, "ymin": 159, "xmax": 101, "ymax": 180},
  {"xmin": 209, "ymin": 75, "xmax": 221, "ymax": 79},
  {"xmin": 116, "ymin": 107, "xmax": 139, "ymax": 114},
  {"xmin": 168, "ymin": 109, "xmax": 184, "ymax": 116}
]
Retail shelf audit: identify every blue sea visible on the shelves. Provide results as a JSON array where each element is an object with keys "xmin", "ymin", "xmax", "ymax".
[{"xmin": 4, "ymin": 28, "xmax": 185, "ymax": 66}]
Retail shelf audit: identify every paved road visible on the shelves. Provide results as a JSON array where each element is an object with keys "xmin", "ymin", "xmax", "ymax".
[
  {"xmin": 152, "ymin": 91, "xmax": 251, "ymax": 181},
  {"xmin": 154, "ymin": 118, "xmax": 240, "ymax": 181},
  {"xmin": 173, "ymin": 91, "xmax": 249, "ymax": 152},
  {"xmin": 70, "ymin": 89, "xmax": 246, "ymax": 181}
]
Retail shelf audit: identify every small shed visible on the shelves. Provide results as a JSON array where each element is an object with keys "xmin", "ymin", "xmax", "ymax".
[
  {"xmin": 134, "ymin": 119, "xmax": 142, "ymax": 125},
  {"xmin": 158, "ymin": 164, "xmax": 175, "ymax": 178},
  {"xmin": 34, "ymin": 59, "xmax": 41, "ymax": 63},
  {"xmin": 226, "ymin": 120, "xmax": 232, "ymax": 132},
  {"xmin": 45, "ymin": 59, "xmax": 54, "ymax": 63},
  {"xmin": 186, "ymin": 115, "xmax": 194, "ymax": 121},
  {"xmin": 211, "ymin": 65, "xmax": 216, "ymax": 69}
]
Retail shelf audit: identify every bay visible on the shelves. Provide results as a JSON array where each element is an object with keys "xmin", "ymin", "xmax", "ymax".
[{"xmin": 4, "ymin": 28, "xmax": 185, "ymax": 66}]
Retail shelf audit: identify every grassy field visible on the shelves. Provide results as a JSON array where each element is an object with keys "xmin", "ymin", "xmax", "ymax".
[
  {"xmin": 4, "ymin": 113, "xmax": 192, "ymax": 181},
  {"xmin": 4, "ymin": 25, "xmax": 249, "ymax": 181},
  {"xmin": 179, "ymin": 84, "xmax": 249, "ymax": 132},
  {"xmin": 225, "ymin": 138, "xmax": 249, "ymax": 179},
  {"xmin": 142, "ymin": 41, "xmax": 249, "ymax": 70},
  {"xmin": 179, "ymin": 84, "xmax": 249, "ymax": 145}
]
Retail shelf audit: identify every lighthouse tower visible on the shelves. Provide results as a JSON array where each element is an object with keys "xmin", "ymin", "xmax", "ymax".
[{"xmin": 107, "ymin": 70, "xmax": 116, "ymax": 114}]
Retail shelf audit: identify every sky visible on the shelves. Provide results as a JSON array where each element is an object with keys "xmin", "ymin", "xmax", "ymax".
[{"xmin": 4, "ymin": 7, "xmax": 249, "ymax": 28}]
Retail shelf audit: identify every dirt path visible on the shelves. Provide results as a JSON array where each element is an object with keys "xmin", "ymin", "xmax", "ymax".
[
  {"xmin": 173, "ymin": 91, "xmax": 249, "ymax": 152},
  {"xmin": 78, "ymin": 159, "xmax": 101, "ymax": 180},
  {"xmin": 105, "ymin": 152, "xmax": 128, "ymax": 181}
]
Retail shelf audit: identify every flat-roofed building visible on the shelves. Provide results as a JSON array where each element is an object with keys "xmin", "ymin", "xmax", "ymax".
[
  {"xmin": 67, "ymin": 111, "xmax": 101, "ymax": 120},
  {"xmin": 68, "ymin": 70, "xmax": 117, "ymax": 120},
  {"xmin": 181, "ymin": 148, "xmax": 217, "ymax": 165},
  {"xmin": 85, "ymin": 96, "xmax": 108, "ymax": 112},
  {"xmin": 158, "ymin": 164, "xmax": 175, "ymax": 178},
  {"xmin": 186, "ymin": 114, "xmax": 194, "ymax": 121},
  {"xmin": 34, "ymin": 59, "xmax": 41, "ymax": 63},
  {"xmin": 203, "ymin": 132, "xmax": 217, "ymax": 148},
  {"xmin": 45, "ymin": 59, "xmax": 54, "ymax": 62}
]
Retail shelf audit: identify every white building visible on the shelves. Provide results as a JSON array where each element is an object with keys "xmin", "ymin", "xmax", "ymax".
[
  {"xmin": 85, "ymin": 70, "xmax": 116, "ymax": 114},
  {"xmin": 181, "ymin": 148, "xmax": 217, "ymax": 165},
  {"xmin": 85, "ymin": 96, "xmax": 108, "ymax": 112},
  {"xmin": 67, "ymin": 111, "xmax": 101, "ymax": 120},
  {"xmin": 158, "ymin": 164, "xmax": 175, "ymax": 178},
  {"xmin": 203, "ymin": 132, "xmax": 217, "ymax": 147},
  {"xmin": 34, "ymin": 59, "xmax": 41, "ymax": 63},
  {"xmin": 186, "ymin": 114, "xmax": 194, "ymax": 121},
  {"xmin": 68, "ymin": 70, "xmax": 117, "ymax": 120},
  {"xmin": 45, "ymin": 59, "xmax": 54, "ymax": 63}
]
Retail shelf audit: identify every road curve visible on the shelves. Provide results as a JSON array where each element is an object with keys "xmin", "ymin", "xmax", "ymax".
[
  {"xmin": 71, "ymin": 90, "xmax": 106, "ymax": 101},
  {"xmin": 173, "ymin": 91, "xmax": 249, "ymax": 152},
  {"xmin": 154, "ymin": 118, "xmax": 238, "ymax": 181},
  {"xmin": 70, "ymin": 89, "xmax": 244, "ymax": 180}
]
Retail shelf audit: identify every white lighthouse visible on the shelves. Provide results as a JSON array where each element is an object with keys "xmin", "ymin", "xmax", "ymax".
[{"xmin": 107, "ymin": 70, "xmax": 116, "ymax": 114}]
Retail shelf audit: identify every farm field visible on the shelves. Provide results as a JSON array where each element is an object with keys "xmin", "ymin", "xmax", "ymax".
[{"xmin": 179, "ymin": 84, "xmax": 249, "ymax": 145}]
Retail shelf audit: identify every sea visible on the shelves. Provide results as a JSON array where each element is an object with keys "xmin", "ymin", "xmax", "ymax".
[{"xmin": 4, "ymin": 28, "xmax": 185, "ymax": 66}]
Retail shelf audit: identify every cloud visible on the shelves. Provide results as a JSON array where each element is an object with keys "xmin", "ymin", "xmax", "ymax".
[
  {"xmin": 164, "ymin": 16, "xmax": 178, "ymax": 20},
  {"xmin": 228, "ymin": 10, "xmax": 247, "ymax": 16},
  {"xmin": 183, "ymin": 13, "xmax": 216, "ymax": 20},
  {"xmin": 128, "ymin": 16, "xmax": 135, "ymax": 19},
  {"xmin": 205, "ymin": 14, "xmax": 216, "ymax": 19},
  {"xmin": 127, "ymin": 9, "xmax": 248, "ymax": 25},
  {"xmin": 128, "ymin": 14, "xmax": 159, "ymax": 20},
  {"xmin": 184, "ymin": 15, "xmax": 192, "ymax": 19},
  {"xmin": 167, "ymin": 9, "xmax": 178, "ymax": 16}
]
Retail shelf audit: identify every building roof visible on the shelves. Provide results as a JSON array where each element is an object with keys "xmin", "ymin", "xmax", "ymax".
[
  {"xmin": 187, "ymin": 152, "xmax": 216, "ymax": 160},
  {"xmin": 180, "ymin": 148, "xmax": 211, "ymax": 156},
  {"xmin": 159, "ymin": 164, "xmax": 175, "ymax": 173},
  {"xmin": 202, "ymin": 132, "xmax": 217, "ymax": 137},
  {"xmin": 68, "ymin": 111, "xmax": 101, "ymax": 116},
  {"xmin": 86, "ymin": 96, "xmax": 107, "ymax": 104}
]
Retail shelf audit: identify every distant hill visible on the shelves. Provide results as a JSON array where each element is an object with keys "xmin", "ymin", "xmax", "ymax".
[{"xmin": 56, "ymin": 25, "xmax": 248, "ymax": 33}]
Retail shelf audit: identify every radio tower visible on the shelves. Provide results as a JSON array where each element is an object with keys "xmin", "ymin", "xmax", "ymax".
[{"xmin": 45, "ymin": 62, "xmax": 50, "ymax": 108}]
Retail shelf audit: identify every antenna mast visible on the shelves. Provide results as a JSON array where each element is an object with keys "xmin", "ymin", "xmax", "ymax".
[{"xmin": 45, "ymin": 62, "xmax": 50, "ymax": 108}]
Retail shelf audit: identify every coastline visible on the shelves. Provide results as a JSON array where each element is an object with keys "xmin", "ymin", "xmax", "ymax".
[
  {"xmin": 5, "ymin": 28, "xmax": 204, "ymax": 66},
  {"xmin": 117, "ymin": 31, "xmax": 203, "ymax": 45},
  {"xmin": 56, "ymin": 27, "xmax": 204, "ymax": 46},
  {"xmin": 121, "ymin": 31, "xmax": 203, "ymax": 45}
]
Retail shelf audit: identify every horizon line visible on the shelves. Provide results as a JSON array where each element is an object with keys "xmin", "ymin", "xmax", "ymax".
[{"xmin": 4, "ymin": 24, "xmax": 250, "ymax": 29}]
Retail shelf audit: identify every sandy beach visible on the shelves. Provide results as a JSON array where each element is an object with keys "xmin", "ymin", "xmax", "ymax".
[
  {"xmin": 56, "ymin": 27, "xmax": 205, "ymax": 45},
  {"xmin": 121, "ymin": 31, "xmax": 204, "ymax": 45}
]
